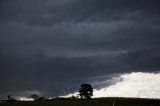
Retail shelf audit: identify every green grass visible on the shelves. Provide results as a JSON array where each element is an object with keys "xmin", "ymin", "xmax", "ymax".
[{"xmin": 1, "ymin": 97, "xmax": 160, "ymax": 106}]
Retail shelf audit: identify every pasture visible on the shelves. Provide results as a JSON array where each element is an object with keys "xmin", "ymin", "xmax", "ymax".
[{"xmin": 1, "ymin": 97, "xmax": 160, "ymax": 106}]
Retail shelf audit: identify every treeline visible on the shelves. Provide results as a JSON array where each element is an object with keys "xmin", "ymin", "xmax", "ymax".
[{"xmin": 2, "ymin": 83, "xmax": 94, "ymax": 102}]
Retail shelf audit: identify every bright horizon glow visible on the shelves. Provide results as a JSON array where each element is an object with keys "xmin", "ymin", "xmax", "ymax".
[
  {"xmin": 17, "ymin": 97, "xmax": 34, "ymax": 101},
  {"xmin": 64, "ymin": 72, "xmax": 160, "ymax": 99}
]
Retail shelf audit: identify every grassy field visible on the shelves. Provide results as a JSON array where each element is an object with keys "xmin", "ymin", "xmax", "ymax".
[{"xmin": 1, "ymin": 97, "xmax": 160, "ymax": 106}]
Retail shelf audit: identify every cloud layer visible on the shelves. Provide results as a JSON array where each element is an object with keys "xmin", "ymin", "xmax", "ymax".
[
  {"xmin": 67, "ymin": 72, "xmax": 160, "ymax": 99},
  {"xmin": 0, "ymin": 0, "xmax": 160, "ymax": 99},
  {"xmin": 94, "ymin": 72, "xmax": 160, "ymax": 98}
]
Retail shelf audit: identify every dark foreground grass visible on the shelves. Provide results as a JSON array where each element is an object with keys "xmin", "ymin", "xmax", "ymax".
[{"xmin": 1, "ymin": 97, "xmax": 160, "ymax": 106}]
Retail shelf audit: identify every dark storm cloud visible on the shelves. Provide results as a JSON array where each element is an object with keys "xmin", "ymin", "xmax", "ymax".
[
  {"xmin": 1, "ymin": 0, "xmax": 160, "ymax": 25},
  {"xmin": 0, "ymin": 0, "xmax": 160, "ymax": 98}
]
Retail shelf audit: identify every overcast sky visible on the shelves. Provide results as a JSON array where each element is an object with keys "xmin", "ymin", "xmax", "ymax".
[{"xmin": 0, "ymin": 0, "xmax": 160, "ymax": 99}]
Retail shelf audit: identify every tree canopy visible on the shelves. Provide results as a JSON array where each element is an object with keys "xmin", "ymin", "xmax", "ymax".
[{"xmin": 79, "ymin": 84, "xmax": 93, "ymax": 99}]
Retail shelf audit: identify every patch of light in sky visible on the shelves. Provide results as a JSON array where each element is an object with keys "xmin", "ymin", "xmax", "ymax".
[{"xmin": 64, "ymin": 72, "xmax": 160, "ymax": 99}]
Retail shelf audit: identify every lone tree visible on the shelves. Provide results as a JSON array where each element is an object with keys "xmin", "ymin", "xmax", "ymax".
[
  {"xmin": 79, "ymin": 84, "xmax": 93, "ymax": 99},
  {"xmin": 7, "ymin": 94, "xmax": 17, "ymax": 101}
]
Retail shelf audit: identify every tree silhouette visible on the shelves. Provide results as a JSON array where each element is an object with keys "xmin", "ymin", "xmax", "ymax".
[
  {"xmin": 37, "ymin": 96, "xmax": 46, "ymax": 101},
  {"xmin": 7, "ymin": 94, "xmax": 17, "ymax": 102},
  {"xmin": 79, "ymin": 84, "xmax": 93, "ymax": 99}
]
